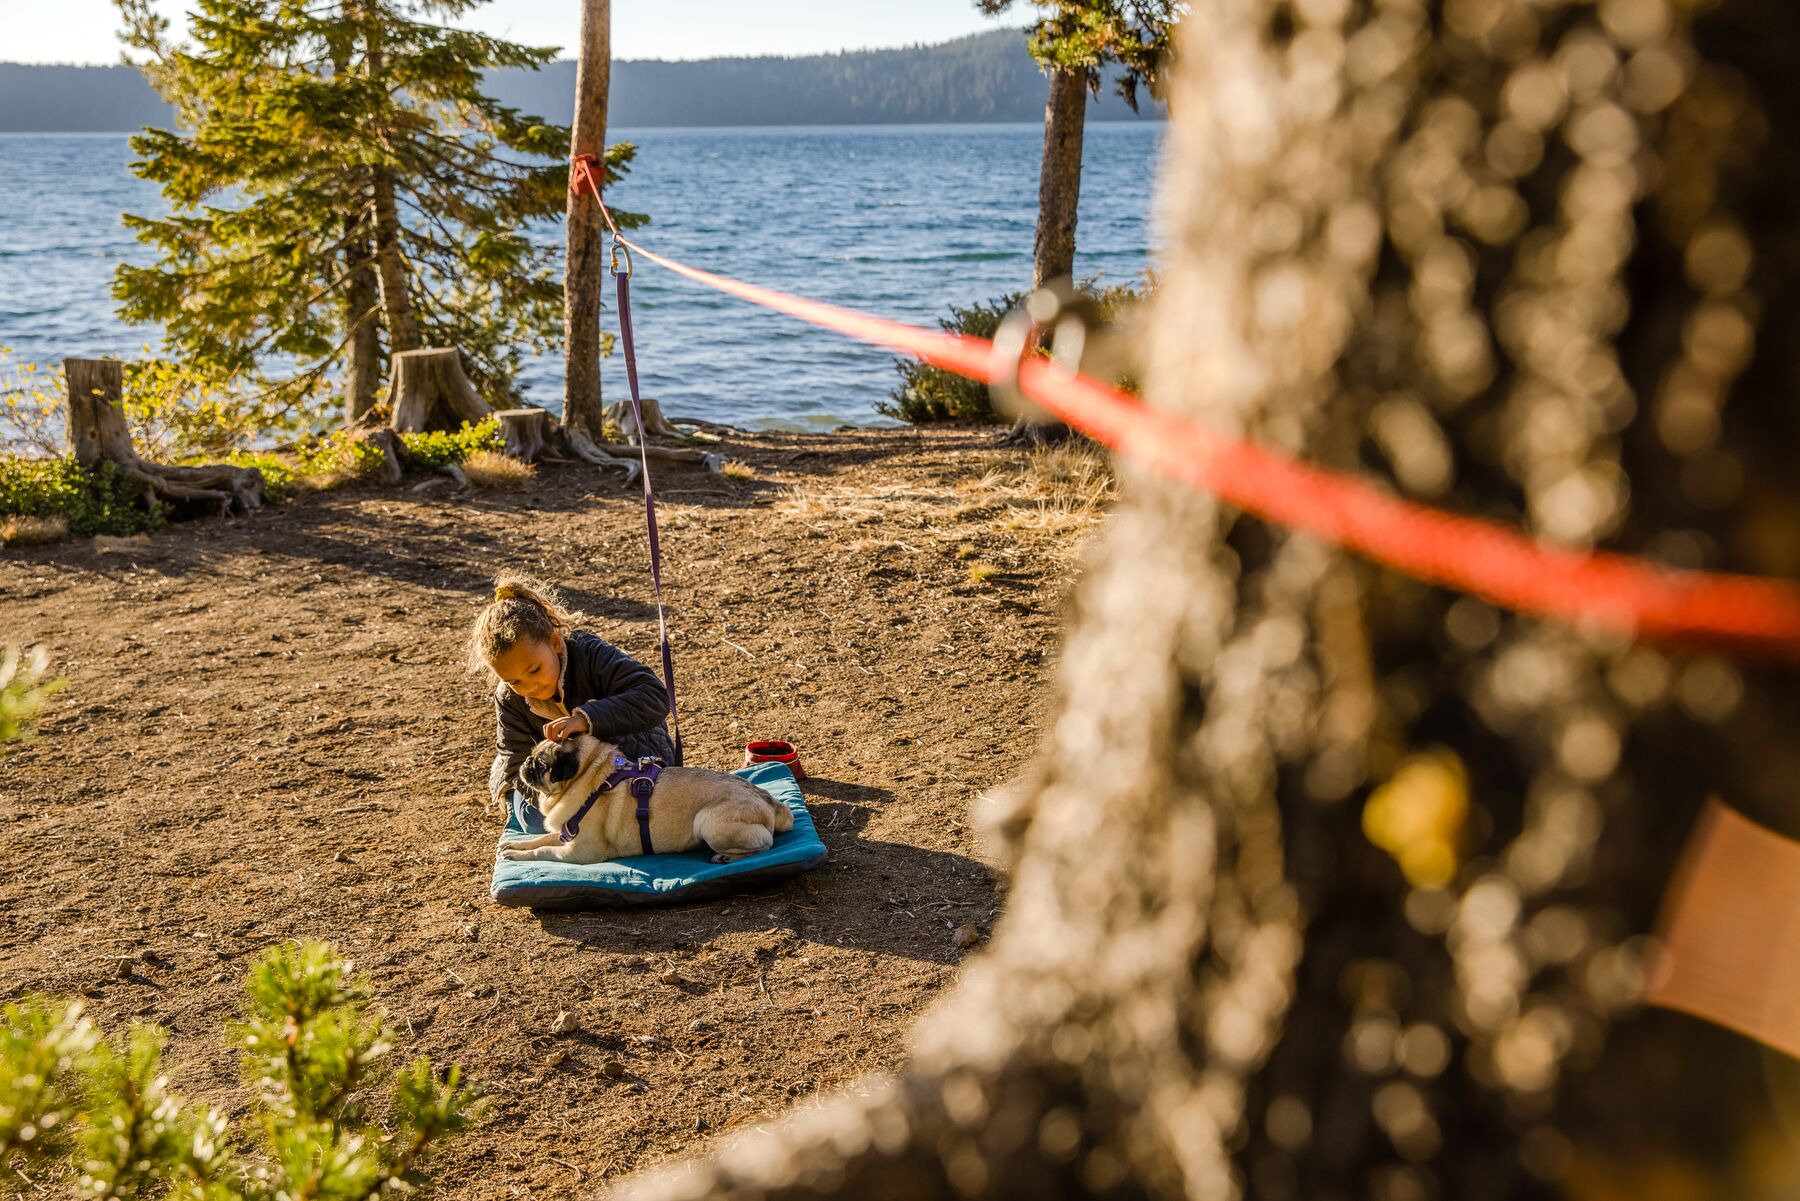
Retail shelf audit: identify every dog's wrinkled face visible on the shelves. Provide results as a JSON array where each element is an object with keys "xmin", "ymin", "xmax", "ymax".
[{"xmin": 520, "ymin": 733, "xmax": 600, "ymax": 797}]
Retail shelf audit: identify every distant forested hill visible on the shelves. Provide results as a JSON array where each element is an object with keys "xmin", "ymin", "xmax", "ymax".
[
  {"xmin": 0, "ymin": 64, "xmax": 176, "ymax": 133},
  {"xmin": 0, "ymin": 30, "xmax": 1160, "ymax": 133}
]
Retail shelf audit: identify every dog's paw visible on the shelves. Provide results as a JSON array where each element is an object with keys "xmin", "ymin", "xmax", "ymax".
[{"xmin": 498, "ymin": 846, "xmax": 533, "ymax": 861}]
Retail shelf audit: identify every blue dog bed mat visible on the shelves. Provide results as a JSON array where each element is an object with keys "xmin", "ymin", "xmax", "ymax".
[{"xmin": 489, "ymin": 760, "xmax": 827, "ymax": 908}]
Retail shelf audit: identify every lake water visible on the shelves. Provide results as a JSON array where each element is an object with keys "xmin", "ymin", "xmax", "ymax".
[{"xmin": 0, "ymin": 123, "xmax": 1163, "ymax": 430}]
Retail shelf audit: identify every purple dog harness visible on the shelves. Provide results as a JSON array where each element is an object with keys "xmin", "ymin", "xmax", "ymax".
[{"xmin": 559, "ymin": 754, "xmax": 663, "ymax": 855}]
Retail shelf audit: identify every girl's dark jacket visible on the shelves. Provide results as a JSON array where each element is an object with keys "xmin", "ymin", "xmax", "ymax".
[{"xmin": 487, "ymin": 629, "xmax": 676, "ymax": 801}]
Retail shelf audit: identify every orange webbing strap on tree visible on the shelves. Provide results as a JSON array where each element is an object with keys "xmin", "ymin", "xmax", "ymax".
[{"xmin": 567, "ymin": 156, "xmax": 1800, "ymax": 663}]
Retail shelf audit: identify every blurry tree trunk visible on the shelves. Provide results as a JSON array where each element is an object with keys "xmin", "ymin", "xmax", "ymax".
[
  {"xmin": 563, "ymin": 0, "xmax": 610, "ymax": 443},
  {"xmin": 606, "ymin": 1, "xmax": 1800, "ymax": 1199},
  {"xmin": 64, "ymin": 359, "xmax": 263, "ymax": 515},
  {"xmin": 1003, "ymin": 66, "xmax": 1088, "ymax": 447}
]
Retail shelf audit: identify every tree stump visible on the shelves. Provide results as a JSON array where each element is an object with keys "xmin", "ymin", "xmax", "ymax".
[
  {"xmin": 494, "ymin": 408, "xmax": 550, "ymax": 463},
  {"xmin": 386, "ymin": 348, "xmax": 493, "ymax": 433},
  {"xmin": 64, "ymin": 359, "xmax": 263, "ymax": 516},
  {"xmin": 605, "ymin": 396, "xmax": 686, "ymax": 444}
]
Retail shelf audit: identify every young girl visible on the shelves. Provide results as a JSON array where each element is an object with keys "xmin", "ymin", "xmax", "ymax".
[{"xmin": 467, "ymin": 572, "xmax": 676, "ymax": 822}]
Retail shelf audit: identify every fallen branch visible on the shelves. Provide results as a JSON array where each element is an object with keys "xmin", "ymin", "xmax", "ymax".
[
  {"xmin": 594, "ymin": 443, "xmax": 728, "ymax": 475},
  {"xmin": 564, "ymin": 427, "xmax": 641, "ymax": 487}
]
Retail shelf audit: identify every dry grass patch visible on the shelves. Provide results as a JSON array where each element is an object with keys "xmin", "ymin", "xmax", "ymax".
[
  {"xmin": 0, "ymin": 515, "xmax": 70, "ymax": 546},
  {"xmin": 721, "ymin": 460, "xmax": 756, "ymax": 481},
  {"xmin": 963, "ymin": 443, "xmax": 1117, "ymax": 539},
  {"xmin": 461, "ymin": 450, "xmax": 536, "ymax": 489},
  {"xmin": 773, "ymin": 482, "xmax": 940, "ymax": 527}
]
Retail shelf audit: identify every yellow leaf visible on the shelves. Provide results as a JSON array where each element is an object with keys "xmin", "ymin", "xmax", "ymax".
[{"xmin": 1363, "ymin": 748, "xmax": 1469, "ymax": 889}]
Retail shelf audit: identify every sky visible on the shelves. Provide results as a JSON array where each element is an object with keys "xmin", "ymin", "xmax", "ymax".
[{"xmin": 0, "ymin": 0, "xmax": 1014, "ymax": 66}]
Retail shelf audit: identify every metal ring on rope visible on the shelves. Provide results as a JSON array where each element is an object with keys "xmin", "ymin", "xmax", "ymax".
[{"xmin": 988, "ymin": 281, "xmax": 1105, "ymax": 427}]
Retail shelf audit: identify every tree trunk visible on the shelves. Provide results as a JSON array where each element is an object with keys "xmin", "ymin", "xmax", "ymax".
[
  {"xmin": 368, "ymin": 166, "xmax": 421, "ymax": 356},
  {"xmin": 606, "ymin": 1, "xmax": 1800, "ymax": 1198},
  {"xmin": 357, "ymin": 3, "xmax": 418, "ymax": 356},
  {"xmin": 332, "ymin": 31, "xmax": 382, "ymax": 427},
  {"xmin": 341, "ymin": 216, "xmax": 382, "ymax": 424},
  {"xmin": 563, "ymin": 0, "xmax": 611, "ymax": 442},
  {"xmin": 64, "ymin": 359, "xmax": 263, "ymax": 516},
  {"xmin": 1003, "ymin": 66, "xmax": 1089, "ymax": 446},
  {"xmin": 386, "ymin": 348, "xmax": 493, "ymax": 433},
  {"xmin": 1032, "ymin": 65, "xmax": 1087, "ymax": 290}
]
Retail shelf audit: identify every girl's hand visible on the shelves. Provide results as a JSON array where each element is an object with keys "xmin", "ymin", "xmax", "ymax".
[{"xmin": 544, "ymin": 711, "xmax": 592, "ymax": 741}]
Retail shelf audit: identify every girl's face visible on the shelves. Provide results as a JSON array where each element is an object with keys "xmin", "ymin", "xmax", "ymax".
[{"xmin": 491, "ymin": 632, "xmax": 563, "ymax": 702}]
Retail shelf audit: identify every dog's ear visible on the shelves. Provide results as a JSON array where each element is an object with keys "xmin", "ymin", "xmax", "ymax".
[{"xmin": 547, "ymin": 744, "xmax": 582, "ymax": 784}]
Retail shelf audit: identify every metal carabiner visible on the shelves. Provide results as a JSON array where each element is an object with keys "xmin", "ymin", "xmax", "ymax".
[
  {"xmin": 987, "ymin": 279, "xmax": 1104, "ymax": 425},
  {"xmin": 609, "ymin": 236, "xmax": 633, "ymax": 279}
]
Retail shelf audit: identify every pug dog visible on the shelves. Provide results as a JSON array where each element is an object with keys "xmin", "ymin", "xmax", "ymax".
[{"xmin": 499, "ymin": 733, "xmax": 793, "ymax": 864}]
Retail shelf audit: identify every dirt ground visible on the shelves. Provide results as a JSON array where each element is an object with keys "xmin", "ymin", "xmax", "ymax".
[{"xmin": 0, "ymin": 427, "xmax": 1109, "ymax": 1196}]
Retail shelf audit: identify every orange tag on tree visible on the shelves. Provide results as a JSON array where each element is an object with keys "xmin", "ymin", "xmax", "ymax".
[{"xmin": 1646, "ymin": 800, "xmax": 1800, "ymax": 1061}]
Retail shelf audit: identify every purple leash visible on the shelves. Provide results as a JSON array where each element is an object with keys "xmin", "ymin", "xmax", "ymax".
[{"xmin": 611, "ymin": 240, "xmax": 683, "ymax": 767}]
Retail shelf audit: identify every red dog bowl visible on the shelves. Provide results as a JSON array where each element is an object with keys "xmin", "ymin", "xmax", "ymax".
[{"xmin": 744, "ymin": 739, "xmax": 807, "ymax": 779}]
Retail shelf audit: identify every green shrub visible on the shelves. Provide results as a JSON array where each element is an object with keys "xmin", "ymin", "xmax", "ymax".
[
  {"xmin": 881, "ymin": 279, "xmax": 1153, "ymax": 426},
  {"xmin": 0, "ymin": 942, "xmax": 481, "ymax": 1196},
  {"xmin": 0, "ymin": 456, "xmax": 165, "ymax": 538},
  {"xmin": 0, "ymin": 349, "xmax": 324, "ymax": 462},
  {"xmin": 291, "ymin": 432, "xmax": 389, "ymax": 484},
  {"xmin": 400, "ymin": 418, "xmax": 505, "ymax": 470},
  {"xmin": 880, "ymin": 293, "xmax": 1025, "ymax": 425},
  {"xmin": 123, "ymin": 357, "xmax": 324, "ymax": 459},
  {"xmin": 224, "ymin": 450, "xmax": 295, "ymax": 500}
]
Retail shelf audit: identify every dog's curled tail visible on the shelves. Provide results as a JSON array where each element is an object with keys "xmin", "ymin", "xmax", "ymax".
[{"xmin": 764, "ymin": 791, "xmax": 795, "ymax": 833}]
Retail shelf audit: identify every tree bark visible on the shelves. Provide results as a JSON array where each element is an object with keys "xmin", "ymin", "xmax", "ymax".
[
  {"xmin": 368, "ymin": 166, "xmax": 421, "ymax": 356},
  {"xmin": 562, "ymin": 0, "xmax": 611, "ymax": 443},
  {"xmin": 332, "ymin": 30, "xmax": 382, "ymax": 426},
  {"xmin": 1003, "ymin": 66, "xmax": 1089, "ymax": 446},
  {"xmin": 386, "ymin": 348, "xmax": 493, "ymax": 433},
  {"xmin": 605, "ymin": 396, "xmax": 684, "ymax": 444},
  {"xmin": 341, "ymin": 215, "xmax": 382, "ymax": 424},
  {"xmin": 604, "ymin": 0, "xmax": 1800, "ymax": 1198},
  {"xmin": 494, "ymin": 407, "xmax": 549, "ymax": 463},
  {"xmin": 358, "ymin": 2, "xmax": 420, "ymax": 358},
  {"xmin": 1032, "ymin": 65, "xmax": 1087, "ymax": 290},
  {"xmin": 64, "ymin": 359, "xmax": 263, "ymax": 515}
]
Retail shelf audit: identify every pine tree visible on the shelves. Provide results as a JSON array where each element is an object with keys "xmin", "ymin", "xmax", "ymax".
[
  {"xmin": 978, "ymin": 1, "xmax": 1180, "ymax": 446},
  {"xmin": 0, "ymin": 942, "xmax": 480, "ymax": 1197},
  {"xmin": 978, "ymin": 1, "xmax": 1180, "ymax": 287},
  {"xmin": 113, "ymin": 0, "xmax": 644, "ymax": 426}
]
